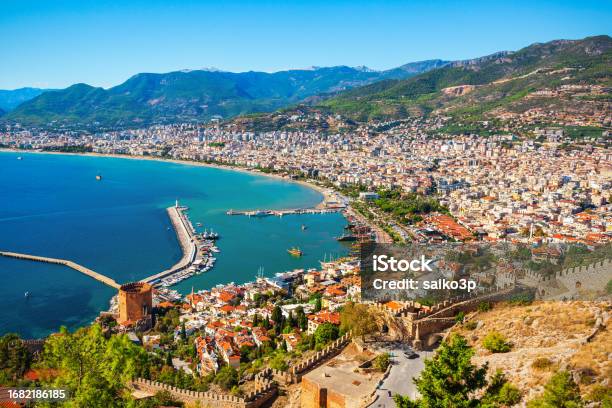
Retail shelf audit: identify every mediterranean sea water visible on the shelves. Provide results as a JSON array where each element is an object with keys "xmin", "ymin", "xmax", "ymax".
[{"xmin": 0, "ymin": 152, "xmax": 348, "ymax": 338}]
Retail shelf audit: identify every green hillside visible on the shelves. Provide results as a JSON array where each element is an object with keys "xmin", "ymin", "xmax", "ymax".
[
  {"xmin": 0, "ymin": 87, "xmax": 49, "ymax": 112},
  {"xmin": 3, "ymin": 61, "xmax": 444, "ymax": 129},
  {"xmin": 319, "ymin": 36, "xmax": 612, "ymax": 122}
]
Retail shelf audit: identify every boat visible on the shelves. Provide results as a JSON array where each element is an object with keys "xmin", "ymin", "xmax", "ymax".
[
  {"xmin": 287, "ymin": 247, "xmax": 303, "ymax": 257},
  {"xmin": 24, "ymin": 291, "xmax": 30, "ymax": 298},
  {"xmin": 336, "ymin": 234, "xmax": 357, "ymax": 242},
  {"xmin": 249, "ymin": 210, "xmax": 270, "ymax": 217},
  {"xmin": 301, "ymin": 224, "xmax": 307, "ymax": 231},
  {"xmin": 196, "ymin": 222, "xmax": 203, "ymax": 227},
  {"xmin": 95, "ymin": 174, "xmax": 102, "ymax": 181},
  {"xmin": 202, "ymin": 229, "xmax": 219, "ymax": 240},
  {"xmin": 17, "ymin": 156, "xmax": 23, "ymax": 160}
]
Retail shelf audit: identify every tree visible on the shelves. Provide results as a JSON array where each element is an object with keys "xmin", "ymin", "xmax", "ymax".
[
  {"xmin": 40, "ymin": 325, "xmax": 150, "ymax": 408},
  {"xmin": 527, "ymin": 371, "xmax": 583, "ymax": 408},
  {"xmin": 180, "ymin": 321, "xmax": 187, "ymax": 342},
  {"xmin": 285, "ymin": 311, "xmax": 296, "ymax": 329},
  {"xmin": 314, "ymin": 323, "xmax": 339, "ymax": 347},
  {"xmin": 296, "ymin": 306, "xmax": 308, "ymax": 331},
  {"xmin": 0, "ymin": 333, "xmax": 30, "ymax": 384},
  {"xmin": 214, "ymin": 366, "xmax": 238, "ymax": 390},
  {"xmin": 339, "ymin": 302, "xmax": 377, "ymax": 339},
  {"xmin": 269, "ymin": 353, "xmax": 288, "ymax": 371},
  {"xmin": 271, "ymin": 306, "xmax": 283, "ymax": 325},
  {"xmin": 394, "ymin": 334, "xmax": 488, "ymax": 408},
  {"xmin": 314, "ymin": 297, "xmax": 322, "ymax": 312}
]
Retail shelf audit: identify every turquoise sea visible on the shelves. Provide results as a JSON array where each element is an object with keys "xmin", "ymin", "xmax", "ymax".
[{"xmin": 0, "ymin": 152, "xmax": 348, "ymax": 338}]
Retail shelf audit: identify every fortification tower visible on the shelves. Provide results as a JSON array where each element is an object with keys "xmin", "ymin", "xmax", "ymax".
[{"xmin": 118, "ymin": 282, "xmax": 153, "ymax": 326}]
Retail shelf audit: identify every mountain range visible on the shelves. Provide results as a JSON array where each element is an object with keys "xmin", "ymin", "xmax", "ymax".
[
  {"xmin": 2, "ymin": 35, "xmax": 610, "ymax": 129},
  {"xmin": 0, "ymin": 61, "xmax": 447, "ymax": 129},
  {"xmin": 318, "ymin": 35, "xmax": 611, "ymax": 122},
  {"xmin": 0, "ymin": 87, "xmax": 49, "ymax": 112}
]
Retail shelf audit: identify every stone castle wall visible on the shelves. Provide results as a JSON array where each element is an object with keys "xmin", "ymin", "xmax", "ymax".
[
  {"xmin": 131, "ymin": 377, "xmax": 276, "ymax": 408},
  {"xmin": 291, "ymin": 332, "xmax": 351, "ymax": 379}
]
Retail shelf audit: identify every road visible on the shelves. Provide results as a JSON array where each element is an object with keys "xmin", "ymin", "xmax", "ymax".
[{"xmin": 368, "ymin": 344, "xmax": 434, "ymax": 407}]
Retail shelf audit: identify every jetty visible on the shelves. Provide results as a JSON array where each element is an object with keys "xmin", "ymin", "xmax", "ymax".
[
  {"xmin": 0, "ymin": 251, "xmax": 120, "ymax": 289},
  {"xmin": 2, "ymin": 201, "xmax": 212, "ymax": 291},
  {"xmin": 226, "ymin": 208, "xmax": 343, "ymax": 217},
  {"xmin": 140, "ymin": 203, "xmax": 199, "ymax": 285}
]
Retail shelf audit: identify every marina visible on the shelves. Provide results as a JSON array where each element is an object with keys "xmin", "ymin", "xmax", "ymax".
[{"xmin": 140, "ymin": 200, "xmax": 220, "ymax": 287}]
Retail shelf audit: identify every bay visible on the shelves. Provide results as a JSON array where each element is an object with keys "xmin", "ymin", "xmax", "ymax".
[{"xmin": 0, "ymin": 151, "xmax": 348, "ymax": 338}]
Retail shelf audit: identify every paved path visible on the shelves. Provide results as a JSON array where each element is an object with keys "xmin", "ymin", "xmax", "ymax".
[{"xmin": 368, "ymin": 345, "xmax": 433, "ymax": 407}]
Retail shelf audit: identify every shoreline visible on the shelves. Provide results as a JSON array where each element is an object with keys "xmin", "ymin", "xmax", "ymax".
[{"xmin": 0, "ymin": 148, "xmax": 336, "ymax": 209}]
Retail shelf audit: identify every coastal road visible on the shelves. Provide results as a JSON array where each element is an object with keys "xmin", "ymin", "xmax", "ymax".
[{"xmin": 368, "ymin": 345, "xmax": 433, "ymax": 407}]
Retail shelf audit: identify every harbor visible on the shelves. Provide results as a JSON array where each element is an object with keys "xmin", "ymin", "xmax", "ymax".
[{"xmin": 141, "ymin": 200, "xmax": 220, "ymax": 287}]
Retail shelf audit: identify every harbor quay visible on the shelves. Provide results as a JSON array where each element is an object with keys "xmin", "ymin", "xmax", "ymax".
[
  {"xmin": 226, "ymin": 208, "xmax": 343, "ymax": 217},
  {"xmin": 140, "ymin": 202, "xmax": 199, "ymax": 285}
]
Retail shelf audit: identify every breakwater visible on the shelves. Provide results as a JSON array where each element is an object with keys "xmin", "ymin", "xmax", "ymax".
[
  {"xmin": 140, "ymin": 204, "xmax": 198, "ymax": 285},
  {"xmin": 0, "ymin": 204, "xmax": 203, "ymax": 291},
  {"xmin": 0, "ymin": 251, "xmax": 121, "ymax": 289}
]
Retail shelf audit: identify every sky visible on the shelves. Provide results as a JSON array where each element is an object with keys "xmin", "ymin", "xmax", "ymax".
[{"xmin": 1, "ymin": 0, "xmax": 610, "ymax": 89}]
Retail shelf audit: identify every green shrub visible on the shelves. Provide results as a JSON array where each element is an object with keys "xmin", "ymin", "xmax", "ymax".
[
  {"xmin": 527, "ymin": 371, "xmax": 583, "ymax": 408},
  {"xmin": 497, "ymin": 382, "xmax": 522, "ymax": 406},
  {"xmin": 587, "ymin": 384, "xmax": 612, "ymax": 404},
  {"xmin": 532, "ymin": 357, "xmax": 554, "ymax": 371},
  {"xmin": 214, "ymin": 366, "xmax": 238, "ymax": 390},
  {"xmin": 509, "ymin": 292, "xmax": 534, "ymax": 306},
  {"xmin": 464, "ymin": 321, "xmax": 477, "ymax": 330},
  {"xmin": 482, "ymin": 331, "xmax": 512, "ymax": 353},
  {"xmin": 373, "ymin": 352, "xmax": 390, "ymax": 372},
  {"xmin": 478, "ymin": 302, "xmax": 492, "ymax": 312},
  {"xmin": 455, "ymin": 311, "xmax": 466, "ymax": 323}
]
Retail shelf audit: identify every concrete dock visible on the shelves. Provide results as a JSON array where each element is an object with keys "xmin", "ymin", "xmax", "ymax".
[
  {"xmin": 140, "ymin": 205, "xmax": 198, "ymax": 285},
  {"xmin": 0, "ymin": 251, "xmax": 121, "ymax": 289},
  {"xmin": 226, "ymin": 208, "xmax": 343, "ymax": 217}
]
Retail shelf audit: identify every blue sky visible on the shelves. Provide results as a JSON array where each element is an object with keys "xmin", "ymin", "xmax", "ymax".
[{"xmin": 1, "ymin": 0, "xmax": 610, "ymax": 89}]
